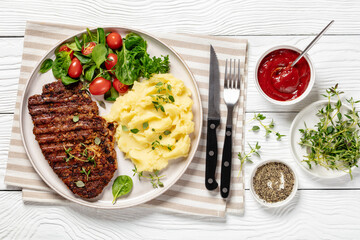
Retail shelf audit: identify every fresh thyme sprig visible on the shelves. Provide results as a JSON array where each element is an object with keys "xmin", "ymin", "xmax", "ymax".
[
  {"xmin": 80, "ymin": 167, "xmax": 91, "ymax": 181},
  {"xmin": 238, "ymin": 142, "xmax": 261, "ymax": 176},
  {"xmin": 150, "ymin": 82, "xmax": 175, "ymax": 112},
  {"xmin": 250, "ymin": 113, "xmax": 285, "ymax": 140},
  {"xmin": 132, "ymin": 165, "xmax": 165, "ymax": 188},
  {"xmin": 64, "ymin": 143, "xmax": 96, "ymax": 166},
  {"xmin": 299, "ymin": 84, "xmax": 360, "ymax": 179}
]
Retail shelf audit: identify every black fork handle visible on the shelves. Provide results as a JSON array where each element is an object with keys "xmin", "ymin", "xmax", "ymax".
[{"xmin": 220, "ymin": 107, "xmax": 234, "ymax": 198}]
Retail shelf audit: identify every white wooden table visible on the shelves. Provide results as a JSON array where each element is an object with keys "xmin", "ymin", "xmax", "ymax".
[{"xmin": 1, "ymin": 1, "xmax": 360, "ymax": 239}]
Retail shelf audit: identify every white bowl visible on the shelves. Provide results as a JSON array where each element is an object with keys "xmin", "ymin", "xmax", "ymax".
[
  {"xmin": 254, "ymin": 45, "xmax": 315, "ymax": 105},
  {"xmin": 250, "ymin": 159, "xmax": 298, "ymax": 208}
]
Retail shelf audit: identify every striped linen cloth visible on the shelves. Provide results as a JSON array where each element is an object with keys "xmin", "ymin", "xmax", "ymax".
[{"xmin": 5, "ymin": 22, "xmax": 248, "ymax": 217}]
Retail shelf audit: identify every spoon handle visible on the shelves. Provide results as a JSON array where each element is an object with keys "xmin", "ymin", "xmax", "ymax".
[{"xmin": 291, "ymin": 20, "xmax": 334, "ymax": 67}]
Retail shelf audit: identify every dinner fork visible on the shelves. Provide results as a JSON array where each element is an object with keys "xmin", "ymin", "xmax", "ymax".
[{"xmin": 220, "ymin": 59, "xmax": 241, "ymax": 198}]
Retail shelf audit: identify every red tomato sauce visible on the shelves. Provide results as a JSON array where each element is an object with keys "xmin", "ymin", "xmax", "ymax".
[{"xmin": 257, "ymin": 49, "xmax": 311, "ymax": 101}]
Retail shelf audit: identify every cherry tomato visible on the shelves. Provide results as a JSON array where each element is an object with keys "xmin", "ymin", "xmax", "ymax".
[
  {"xmin": 89, "ymin": 77, "xmax": 112, "ymax": 95},
  {"xmin": 59, "ymin": 45, "xmax": 74, "ymax": 59},
  {"xmin": 113, "ymin": 78, "xmax": 129, "ymax": 93},
  {"xmin": 82, "ymin": 42, "xmax": 96, "ymax": 55},
  {"xmin": 106, "ymin": 32, "xmax": 123, "ymax": 50},
  {"xmin": 105, "ymin": 53, "xmax": 118, "ymax": 72},
  {"xmin": 68, "ymin": 57, "xmax": 82, "ymax": 78}
]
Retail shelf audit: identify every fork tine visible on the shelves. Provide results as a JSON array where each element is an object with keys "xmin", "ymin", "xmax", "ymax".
[
  {"xmin": 224, "ymin": 59, "xmax": 228, "ymax": 89},
  {"xmin": 237, "ymin": 59, "xmax": 241, "ymax": 89},
  {"xmin": 233, "ymin": 59, "xmax": 236, "ymax": 89},
  {"xmin": 229, "ymin": 59, "xmax": 232, "ymax": 88}
]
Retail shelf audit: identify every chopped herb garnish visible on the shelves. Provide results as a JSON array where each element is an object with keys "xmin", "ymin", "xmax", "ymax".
[
  {"xmin": 132, "ymin": 165, "xmax": 165, "ymax": 188},
  {"xmin": 122, "ymin": 125, "xmax": 129, "ymax": 132},
  {"xmin": 63, "ymin": 143, "xmax": 96, "ymax": 166},
  {"xmin": 152, "ymin": 128, "xmax": 155, "ymax": 132},
  {"xmin": 159, "ymin": 135, "xmax": 162, "ymax": 140},
  {"xmin": 164, "ymin": 130, "xmax": 171, "ymax": 135},
  {"xmin": 73, "ymin": 115, "xmax": 79, "ymax": 123},
  {"xmin": 75, "ymin": 180, "xmax": 85, "ymax": 188},
  {"xmin": 130, "ymin": 128, "xmax": 139, "ymax": 134},
  {"xmin": 94, "ymin": 137, "xmax": 101, "ymax": 145},
  {"xmin": 143, "ymin": 122, "xmax": 149, "ymax": 129},
  {"xmin": 80, "ymin": 167, "xmax": 91, "ymax": 181}
]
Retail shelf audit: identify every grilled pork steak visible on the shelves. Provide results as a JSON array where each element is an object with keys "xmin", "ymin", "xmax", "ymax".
[{"xmin": 28, "ymin": 81, "xmax": 117, "ymax": 199}]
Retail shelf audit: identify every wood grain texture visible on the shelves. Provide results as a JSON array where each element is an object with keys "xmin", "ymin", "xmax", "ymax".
[
  {"xmin": 0, "ymin": 190, "xmax": 359, "ymax": 239},
  {"xmin": 2, "ymin": 35, "xmax": 360, "ymax": 113},
  {"xmin": 0, "ymin": 0, "xmax": 360, "ymax": 36}
]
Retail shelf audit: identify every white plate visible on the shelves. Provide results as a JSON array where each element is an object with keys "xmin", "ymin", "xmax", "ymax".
[
  {"xmin": 290, "ymin": 100, "xmax": 354, "ymax": 178},
  {"xmin": 20, "ymin": 27, "xmax": 203, "ymax": 209}
]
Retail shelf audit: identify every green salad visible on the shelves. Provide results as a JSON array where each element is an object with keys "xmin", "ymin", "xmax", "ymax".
[{"xmin": 40, "ymin": 28, "xmax": 170, "ymax": 101}]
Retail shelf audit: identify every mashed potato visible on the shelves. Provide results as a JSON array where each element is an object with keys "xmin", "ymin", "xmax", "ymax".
[{"xmin": 105, "ymin": 74, "xmax": 194, "ymax": 172}]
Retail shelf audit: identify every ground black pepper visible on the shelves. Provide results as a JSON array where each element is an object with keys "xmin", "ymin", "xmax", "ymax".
[{"xmin": 253, "ymin": 162, "xmax": 295, "ymax": 203}]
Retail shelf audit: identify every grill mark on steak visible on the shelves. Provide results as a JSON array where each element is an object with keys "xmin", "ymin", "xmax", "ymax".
[{"xmin": 28, "ymin": 81, "xmax": 118, "ymax": 199}]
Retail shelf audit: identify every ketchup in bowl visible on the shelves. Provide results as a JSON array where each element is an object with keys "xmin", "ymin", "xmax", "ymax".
[{"xmin": 257, "ymin": 49, "xmax": 311, "ymax": 101}]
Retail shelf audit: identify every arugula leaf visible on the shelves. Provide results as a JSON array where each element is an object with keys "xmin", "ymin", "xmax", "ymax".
[
  {"xmin": 52, "ymin": 51, "xmax": 72, "ymax": 79},
  {"xmin": 91, "ymin": 44, "xmax": 107, "ymax": 68},
  {"xmin": 74, "ymin": 36, "xmax": 82, "ymax": 50},
  {"xmin": 39, "ymin": 59, "xmax": 53, "ymax": 73},
  {"xmin": 112, "ymin": 175, "xmax": 133, "ymax": 204},
  {"xmin": 97, "ymin": 28, "xmax": 105, "ymax": 45}
]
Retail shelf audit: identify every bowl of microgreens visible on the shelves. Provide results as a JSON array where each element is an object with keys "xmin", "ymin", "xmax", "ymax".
[{"xmin": 290, "ymin": 84, "xmax": 360, "ymax": 179}]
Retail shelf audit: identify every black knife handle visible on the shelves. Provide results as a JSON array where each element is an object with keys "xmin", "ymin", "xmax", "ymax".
[
  {"xmin": 220, "ymin": 126, "xmax": 233, "ymax": 198},
  {"xmin": 205, "ymin": 119, "xmax": 220, "ymax": 190}
]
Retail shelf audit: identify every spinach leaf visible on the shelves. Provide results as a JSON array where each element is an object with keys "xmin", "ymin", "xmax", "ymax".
[
  {"xmin": 124, "ymin": 33, "xmax": 146, "ymax": 51},
  {"xmin": 39, "ymin": 59, "xmax": 53, "ymax": 73},
  {"xmin": 73, "ymin": 52, "xmax": 92, "ymax": 64},
  {"xmin": 104, "ymin": 86, "xmax": 119, "ymax": 101},
  {"xmin": 97, "ymin": 28, "xmax": 105, "ymax": 45},
  {"xmin": 112, "ymin": 175, "xmax": 133, "ymax": 204},
  {"xmin": 66, "ymin": 42, "xmax": 80, "ymax": 52},
  {"xmin": 84, "ymin": 64, "xmax": 97, "ymax": 82},
  {"xmin": 61, "ymin": 75, "xmax": 79, "ymax": 85},
  {"xmin": 74, "ymin": 36, "xmax": 82, "ymax": 50},
  {"xmin": 91, "ymin": 44, "xmax": 107, "ymax": 68},
  {"xmin": 52, "ymin": 51, "xmax": 72, "ymax": 79}
]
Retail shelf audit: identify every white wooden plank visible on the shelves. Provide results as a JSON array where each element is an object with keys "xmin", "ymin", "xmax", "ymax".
[
  {"xmin": 1, "ymin": 35, "xmax": 360, "ymax": 113},
  {"xmin": 0, "ymin": 0, "xmax": 359, "ymax": 36},
  {"xmin": 0, "ymin": 190, "xmax": 359, "ymax": 239}
]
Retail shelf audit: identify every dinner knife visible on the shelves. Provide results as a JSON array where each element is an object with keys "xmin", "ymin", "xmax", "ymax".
[{"xmin": 205, "ymin": 45, "xmax": 221, "ymax": 190}]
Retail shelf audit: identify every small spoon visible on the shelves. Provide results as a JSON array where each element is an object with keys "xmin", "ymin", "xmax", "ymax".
[{"xmin": 291, "ymin": 20, "xmax": 334, "ymax": 67}]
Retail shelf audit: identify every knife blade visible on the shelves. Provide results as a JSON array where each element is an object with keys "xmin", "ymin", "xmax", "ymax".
[{"xmin": 205, "ymin": 45, "xmax": 221, "ymax": 190}]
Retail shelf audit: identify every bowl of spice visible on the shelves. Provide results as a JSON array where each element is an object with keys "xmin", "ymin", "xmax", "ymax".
[{"xmin": 250, "ymin": 159, "xmax": 298, "ymax": 207}]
